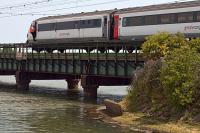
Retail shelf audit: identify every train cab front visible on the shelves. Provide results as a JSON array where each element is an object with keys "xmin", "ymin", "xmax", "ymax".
[{"xmin": 27, "ymin": 21, "xmax": 37, "ymax": 44}]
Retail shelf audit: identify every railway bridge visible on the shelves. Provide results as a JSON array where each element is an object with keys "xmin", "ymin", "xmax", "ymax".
[{"xmin": 0, "ymin": 42, "xmax": 144, "ymax": 98}]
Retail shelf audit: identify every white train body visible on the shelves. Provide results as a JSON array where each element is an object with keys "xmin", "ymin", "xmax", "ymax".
[
  {"xmin": 27, "ymin": 1, "xmax": 200, "ymax": 44},
  {"xmin": 115, "ymin": 5, "xmax": 200, "ymax": 40},
  {"xmin": 27, "ymin": 11, "xmax": 114, "ymax": 43}
]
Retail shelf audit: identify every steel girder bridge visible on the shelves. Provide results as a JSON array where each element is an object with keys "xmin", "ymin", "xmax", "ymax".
[{"xmin": 0, "ymin": 42, "xmax": 144, "ymax": 98}]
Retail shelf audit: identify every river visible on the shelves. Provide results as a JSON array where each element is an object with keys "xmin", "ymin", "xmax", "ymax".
[{"xmin": 0, "ymin": 76, "xmax": 135, "ymax": 133}]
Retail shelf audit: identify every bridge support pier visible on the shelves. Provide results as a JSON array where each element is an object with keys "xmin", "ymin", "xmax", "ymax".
[
  {"xmin": 15, "ymin": 71, "xmax": 31, "ymax": 91},
  {"xmin": 81, "ymin": 75, "xmax": 99, "ymax": 99},
  {"xmin": 66, "ymin": 78, "xmax": 80, "ymax": 90},
  {"xmin": 82, "ymin": 85, "xmax": 98, "ymax": 98}
]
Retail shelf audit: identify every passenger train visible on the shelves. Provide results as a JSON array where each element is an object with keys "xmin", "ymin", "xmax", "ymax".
[{"xmin": 27, "ymin": 1, "xmax": 200, "ymax": 52}]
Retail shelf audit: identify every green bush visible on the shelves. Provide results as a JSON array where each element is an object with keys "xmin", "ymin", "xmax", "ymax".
[
  {"xmin": 161, "ymin": 46, "xmax": 200, "ymax": 108},
  {"xmin": 188, "ymin": 38, "xmax": 200, "ymax": 53},
  {"xmin": 142, "ymin": 32, "xmax": 186, "ymax": 60},
  {"xmin": 127, "ymin": 32, "xmax": 200, "ymax": 117}
]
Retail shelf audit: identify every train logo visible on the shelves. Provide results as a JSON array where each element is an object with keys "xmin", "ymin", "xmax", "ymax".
[
  {"xmin": 59, "ymin": 33, "xmax": 70, "ymax": 37},
  {"xmin": 184, "ymin": 26, "xmax": 200, "ymax": 31}
]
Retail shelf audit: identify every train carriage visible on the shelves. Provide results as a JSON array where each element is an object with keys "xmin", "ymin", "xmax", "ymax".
[
  {"xmin": 114, "ymin": 1, "xmax": 200, "ymax": 41},
  {"xmin": 27, "ymin": 10, "xmax": 115, "ymax": 44},
  {"xmin": 27, "ymin": 1, "xmax": 200, "ymax": 53}
]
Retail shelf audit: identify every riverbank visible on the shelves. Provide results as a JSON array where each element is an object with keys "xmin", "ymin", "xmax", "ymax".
[
  {"xmin": 113, "ymin": 112, "xmax": 200, "ymax": 133},
  {"xmin": 96, "ymin": 100, "xmax": 200, "ymax": 133},
  {"xmin": 97, "ymin": 107, "xmax": 200, "ymax": 133}
]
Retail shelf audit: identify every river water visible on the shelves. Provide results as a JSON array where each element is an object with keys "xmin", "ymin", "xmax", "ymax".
[{"xmin": 0, "ymin": 76, "xmax": 135, "ymax": 133}]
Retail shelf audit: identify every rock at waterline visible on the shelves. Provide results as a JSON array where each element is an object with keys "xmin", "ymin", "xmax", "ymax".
[{"xmin": 104, "ymin": 99, "xmax": 123, "ymax": 117}]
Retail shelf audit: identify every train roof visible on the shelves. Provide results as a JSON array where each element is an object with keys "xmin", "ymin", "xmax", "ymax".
[
  {"xmin": 116, "ymin": 0, "xmax": 200, "ymax": 14},
  {"xmin": 36, "ymin": 10, "xmax": 115, "ymax": 21}
]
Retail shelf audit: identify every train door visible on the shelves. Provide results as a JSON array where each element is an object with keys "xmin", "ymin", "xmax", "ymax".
[
  {"xmin": 50, "ymin": 20, "xmax": 57, "ymax": 40},
  {"xmin": 114, "ymin": 15, "xmax": 119, "ymax": 40},
  {"xmin": 103, "ymin": 16, "xmax": 108, "ymax": 38},
  {"xmin": 108, "ymin": 14, "xmax": 113, "ymax": 40},
  {"xmin": 74, "ymin": 20, "xmax": 80, "ymax": 39},
  {"xmin": 79, "ymin": 19, "xmax": 85, "ymax": 39},
  {"xmin": 34, "ymin": 21, "xmax": 37, "ymax": 40}
]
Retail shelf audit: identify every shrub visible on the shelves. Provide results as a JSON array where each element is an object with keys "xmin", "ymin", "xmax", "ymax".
[
  {"xmin": 142, "ymin": 32, "xmax": 186, "ymax": 60},
  {"xmin": 188, "ymin": 38, "xmax": 200, "ymax": 53},
  {"xmin": 161, "ymin": 46, "xmax": 200, "ymax": 108},
  {"xmin": 126, "ymin": 59, "xmax": 163, "ymax": 112},
  {"xmin": 126, "ymin": 32, "xmax": 200, "ymax": 118}
]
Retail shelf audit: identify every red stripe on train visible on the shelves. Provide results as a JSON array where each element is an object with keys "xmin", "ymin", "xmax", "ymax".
[{"xmin": 114, "ymin": 15, "xmax": 119, "ymax": 40}]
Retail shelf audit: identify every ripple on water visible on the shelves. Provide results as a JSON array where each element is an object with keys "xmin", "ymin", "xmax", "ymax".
[{"xmin": 0, "ymin": 85, "xmax": 133, "ymax": 133}]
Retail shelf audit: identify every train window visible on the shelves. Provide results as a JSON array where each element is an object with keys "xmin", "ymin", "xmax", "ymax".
[
  {"xmin": 104, "ymin": 17, "xmax": 107, "ymax": 26},
  {"xmin": 144, "ymin": 15, "xmax": 158, "ymax": 25},
  {"xmin": 122, "ymin": 16, "xmax": 143, "ymax": 27},
  {"xmin": 178, "ymin": 12, "xmax": 193, "ymax": 23},
  {"xmin": 160, "ymin": 14, "xmax": 175, "ymax": 24},
  {"xmin": 197, "ymin": 12, "xmax": 200, "ymax": 21},
  {"xmin": 133, "ymin": 17, "xmax": 143, "ymax": 26},
  {"xmin": 88, "ymin": 20, "xmax": 91, "ymax": 24},
  {"xmin": 93, "ymin": 19, "xmax": 102, "ymax": 27},
  {"xmin": 38, "ymin": 23, "xmax": 55, "ymax": 31},
  {"xmin": 80, "ymin": 20, "xmax": 86, "ymax": 28},
  {"xmin": 81, "ymin": 20, "xmax": 85, "ymax": 25},
  {"xmin": 78, "ymin": 19, "xmax": 101, "ymax": 28},
  {"xmin": 121, "ymin": 11, "xmax": 196, "ymax": 27},
  {"xmin": 74, "ymin": 21, "xmax": 79, "ymax": 29},
  {"xmin": 57, "ymin": 21, "xmax": 75, "ymax": 30},
  {"xmin": 122, "ymin": 18, "xmax": 127, "ymax": 27}
]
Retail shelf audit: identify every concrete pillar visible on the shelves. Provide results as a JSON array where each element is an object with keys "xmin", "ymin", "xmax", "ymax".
[
  {"xmin": 15, "ymin": 71, "xmax": 31, "ymax": 91},
  {"xmin": 81, "ymin": 75, "xmax": 99, "ymax": 99},
  {"xmin": 66, "ymin": 79, "xmax": 80, "ymax": 90},
  {"xmin": 83, "ymin": 85, "xmax": 98, "ymax": 99}
]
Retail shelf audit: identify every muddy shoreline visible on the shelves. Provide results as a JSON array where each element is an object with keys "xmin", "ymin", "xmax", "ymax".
[
  {"xmin": 86, "ymin": 106, "xmax": 200, "ymax": 133},
  {"xmin": 87, "ymin": 106, "xmax": 156, "ymax": 133}
]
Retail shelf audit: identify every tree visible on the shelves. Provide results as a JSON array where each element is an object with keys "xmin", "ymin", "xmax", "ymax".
[{"xmin": 142, "ymin": 32, "xmax": 187, "ymax": 60}]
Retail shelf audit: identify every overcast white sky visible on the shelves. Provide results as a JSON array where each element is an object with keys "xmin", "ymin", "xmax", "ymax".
[{"xmin": 0, "ymin": 0, "xmax": 194, "ymax": 43}]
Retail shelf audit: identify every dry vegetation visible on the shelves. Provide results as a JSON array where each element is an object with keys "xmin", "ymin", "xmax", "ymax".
[{"xmin": 114, "ymin": 112, "xmax": 200, "ymax": 133}]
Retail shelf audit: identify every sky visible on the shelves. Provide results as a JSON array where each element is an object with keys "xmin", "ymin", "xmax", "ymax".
[{"xmin": 0, "ymin": 0, "xmax": 195, "ymax": 43}]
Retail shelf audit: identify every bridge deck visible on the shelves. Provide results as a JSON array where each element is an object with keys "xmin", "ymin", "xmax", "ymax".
[
  {"xmin": 0, "ymin": 44, "xmax": 144, "ymax": 77},
  {"xmin": 0, "ymin": 43, "xmax": 144, "ymax": 98}
]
